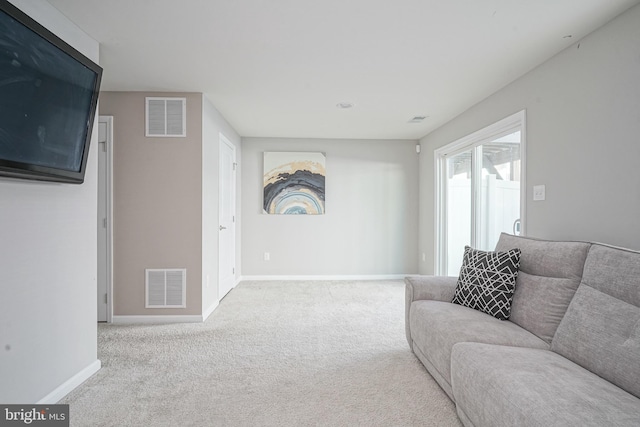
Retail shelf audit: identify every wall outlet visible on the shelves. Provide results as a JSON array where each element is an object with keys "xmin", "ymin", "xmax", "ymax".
[
  {"xmin": 264, "ymin": 252, "xmax": 270, "ymax": 261},
  {"xmin": 533, "ymin": 185, "xmax": 546, "ymax": 201}
]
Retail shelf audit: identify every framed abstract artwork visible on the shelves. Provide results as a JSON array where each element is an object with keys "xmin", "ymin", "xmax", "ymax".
[{"xmin": 263, "ymin": 151, "xmax": 326, "ymax": 214}]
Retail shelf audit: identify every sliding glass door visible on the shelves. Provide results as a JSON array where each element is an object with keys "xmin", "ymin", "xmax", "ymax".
[{"xmin": 436, "ymin": 112, "xmax": 525, "ymax": 276}]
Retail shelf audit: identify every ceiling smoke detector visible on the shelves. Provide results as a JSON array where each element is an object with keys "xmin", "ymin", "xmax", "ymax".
[{"xmin": 408, "ymin": 116, "xmax": 427, "ymax": 123}]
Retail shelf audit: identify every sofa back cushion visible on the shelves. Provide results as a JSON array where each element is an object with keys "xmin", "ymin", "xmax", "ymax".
[
  {"xmin": 552, "ymin": 243, "xmax": 640, "ymax": 398},
  {"xmin": 494, "ymin": 233, "xmax": 590, "ymax": 344}
]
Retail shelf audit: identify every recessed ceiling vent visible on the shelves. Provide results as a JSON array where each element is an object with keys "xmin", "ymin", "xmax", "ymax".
[
  {"xmin": 145, "ymin": 97, "xmax": 186, "ymax": 137},
  {"xmin": 408, "ymin": 116, "xmax": 427, "ymax": 123},
  {"xmin": 336, "ymin": 102, "xmax": 354, "ymax": 109},
  {"xmin": 145, "ymin": 269, "xmax": 186, "ymax": 308}
]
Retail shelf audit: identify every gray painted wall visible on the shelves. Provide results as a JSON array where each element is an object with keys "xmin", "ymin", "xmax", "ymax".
[
  {"xmin": 100, "ymin": 92, "xmax": 204, "ymax": 315},
  {"xmin": 241, "ymin": 138, "xmax": 419, "ymax": 276},
  {"xmin": 99, "ymin": 92, "xmax": 242, "ymax": 317},
  {"xmin": 418, "ymin": 4, "xmax": 640, "ymax": 274},
  {"xmin": 0, "ymin": 0, "xmax": 99, "ymax": 402}
]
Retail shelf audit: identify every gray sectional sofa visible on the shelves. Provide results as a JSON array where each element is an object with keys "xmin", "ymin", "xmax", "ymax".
[{"xmin": 405, "ymin": 233, "xmax": 640, "ymax": 426}]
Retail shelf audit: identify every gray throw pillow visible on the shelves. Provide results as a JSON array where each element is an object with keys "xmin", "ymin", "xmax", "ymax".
[{"xmin": 452, "ymin": 246, "xmax": 521, "ymax": 320}]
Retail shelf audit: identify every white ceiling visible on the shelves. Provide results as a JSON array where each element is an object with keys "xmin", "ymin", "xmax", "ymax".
[{"xmin": 46, "ymin": 0, "xmax": 639, "ymax": 140}]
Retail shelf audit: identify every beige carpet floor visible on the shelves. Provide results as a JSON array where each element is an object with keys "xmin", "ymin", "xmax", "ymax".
[{"xmin": 61, "ymin": 280, "xmax": 461, "ymax": 427}]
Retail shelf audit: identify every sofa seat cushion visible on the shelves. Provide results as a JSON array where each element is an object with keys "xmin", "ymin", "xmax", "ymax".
[
  {"xmin": 409, "ymin": 300, "xmax": 548, "ymax": 395},
  {"xmin": 451, "ymin": 343, "xmax": 640, "ymax": 427}
]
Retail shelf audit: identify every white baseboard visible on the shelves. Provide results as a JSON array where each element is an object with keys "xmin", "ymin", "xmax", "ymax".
[
  {"xmin": 202, "ymin": 300, "xmax": 219, "ymax": 322},
  {"xmin": 239, "ymin": 274, "xmax": 408, "ymax": 281},
  {"xmin": 112, "ymin": 301, "xmax": 225, "ymax": 324},
  {"xmin": 112, "ymin": 315, "xmax": 205, "ymax": 324},
  {"xmin": 37, "ymin": 359, "xmax": 101, "ymax": 404}
]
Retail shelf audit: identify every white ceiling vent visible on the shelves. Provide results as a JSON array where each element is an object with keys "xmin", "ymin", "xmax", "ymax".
[
  {"xmin": 145, "ymin": 97, "xmax": 186, "ymax": 137},
  {"xmin": 145, "ymin": 269, "xmax": 186, "ymax": 308},
  {"xmin": 408, "ymin": 116, "xmax": 427, "ymax": 123}
]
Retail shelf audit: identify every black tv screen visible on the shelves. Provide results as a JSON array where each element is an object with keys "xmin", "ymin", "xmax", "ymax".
[{"xmin": 0, "ymin": 0, "xmax": 102, "ymax": 184}]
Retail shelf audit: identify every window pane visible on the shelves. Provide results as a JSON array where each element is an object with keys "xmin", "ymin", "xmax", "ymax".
[
  {"xmin": 477, "ymin": 131, "xmax": 521, "ymax": 251},
  {"xmin": 446, "ymin": 150, "xmax": 472, "ymax": 276}
]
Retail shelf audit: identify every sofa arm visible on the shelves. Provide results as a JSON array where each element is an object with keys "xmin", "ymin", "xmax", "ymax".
[{"xmin": 404, "ymin": 275, "xmax": 458, "ymax": 349}]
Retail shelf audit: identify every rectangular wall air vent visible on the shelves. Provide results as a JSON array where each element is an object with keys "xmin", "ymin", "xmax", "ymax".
[
  {"xmin": 145, "ymin": 269, "xmax": 186, "ymax": 308},
  {"xmin": 145, "ymin": 97, "xmax": 186, "ymax": 137}
]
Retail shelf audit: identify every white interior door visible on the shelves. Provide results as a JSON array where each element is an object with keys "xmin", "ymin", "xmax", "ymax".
[
  {"xmin": 97, "ymin": 116, "xmax": 113, "ymax": 322},
  {"xmin": 218, "ymin": 134, "xmax": 236, "ymax": 299}
]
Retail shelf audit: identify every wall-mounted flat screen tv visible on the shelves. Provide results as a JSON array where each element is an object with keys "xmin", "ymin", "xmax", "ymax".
[{"xmin": 0, "ymin": 0, "xmax": 102, "ymax": 184}]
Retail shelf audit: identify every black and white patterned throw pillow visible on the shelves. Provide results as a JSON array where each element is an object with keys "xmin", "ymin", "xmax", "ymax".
[{"xmin": 452, "ymin": 246, "xmax": 521, "ymax": 320}]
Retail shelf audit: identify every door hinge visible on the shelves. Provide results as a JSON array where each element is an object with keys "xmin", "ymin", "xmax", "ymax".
[
  {"xmin": 104, "ymin": 293, "xmax": 108, "ymax": 304},
  {"xmin": 100, "ymin": 141, "xmax": 107, "ymax": 152},
  {"xmin": 232, "ymin": 268, "xmax": 235, "ymax": 275},
  {"xmin": 233, "ymin": 162, "xmax": 237, "ymax": 171},
  {"xmin": 103, "ymin": 218, "xmax": 107, "ymax": 228}
]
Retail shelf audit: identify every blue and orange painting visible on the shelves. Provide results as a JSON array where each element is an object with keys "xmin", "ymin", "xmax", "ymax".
[{"xmin": 263, "ymin": 152, "xmax": 326, "ymax": 214}]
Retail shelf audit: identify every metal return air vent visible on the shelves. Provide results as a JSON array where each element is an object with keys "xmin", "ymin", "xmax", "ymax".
[
  {"xmin": 145, "ymin": 97, "xmax": 186, "ymax": 137},
  {"xmin": 145, "ymin": 269, "xmax": 186, "ymax": 308}
]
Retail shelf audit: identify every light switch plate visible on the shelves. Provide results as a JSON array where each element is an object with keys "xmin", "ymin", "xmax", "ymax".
[{"xmin": 533, "ymin": 185, "xmax": 546, "ymax": 201}]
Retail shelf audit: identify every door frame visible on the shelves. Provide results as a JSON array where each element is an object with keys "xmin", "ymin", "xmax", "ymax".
[
  {"xmin": 98, "ymin": 115, "xmax": 114, "ymax": 322},
  {"xmin": 218, "ymin": 132, "xmax": 236, "ymax": 299},
  {"xmin": 434, "ymin": 110, "xmax": 527, "ymax": 275}
]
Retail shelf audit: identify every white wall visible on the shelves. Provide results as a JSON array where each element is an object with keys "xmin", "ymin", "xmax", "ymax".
[
  {"xmin": 202, "ymin": 95, "xmax": 242, "ymax": 314},
  {"xmin": 242, "ymin": 138, "xmax": 419, "ymax": 277},
  {"xmin": 0, "ymin": 0, "xmax": 100, "ymax": 402},
  {"xmin": 418, "ymin": 3, "xmax": 640, "ymax": 274}
]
